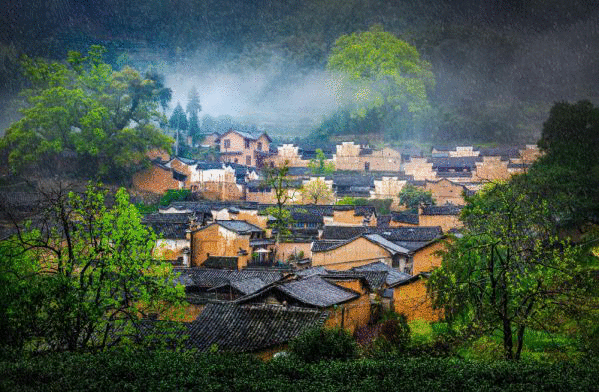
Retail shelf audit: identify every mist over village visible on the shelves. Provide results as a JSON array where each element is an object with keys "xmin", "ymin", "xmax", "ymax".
[{"xmin": 0, "ymin": 1, "xmax": 598, "ymax": 390}]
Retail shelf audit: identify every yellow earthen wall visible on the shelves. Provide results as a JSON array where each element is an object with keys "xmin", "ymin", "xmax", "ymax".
[
  {"xmin": 132, "ymin": 165, "xmax": 181, "ymax": 194},
  {"xmin": 424, "ymin": 180, "xmax": 467, "ymax": 206},
  {"xmin": 191, "ymin": 224, "xmax": 251, "ymax": 268},
  {"xmin": 412, "ymin": 241, "xmax": 445, "ymax": 275},
  {"xmin": 403, "ymin": 158, "xmax": 436, "ymax": 181},
  {"xmin": 312, "ymin": 237, "xmax": 392, "ymax": 270},
  {"xmin": 275, "ymin": 242, "xmax": 312, "ymax": 261},
  {"xmin": 393, "ymin": 279, "xmax": 442, "ymax": 322},
  {"xmin": 324, "ymin": 294, "xmax": 372, "ymax": 333},
  {"xmin": 419, "ymin": 214, "xmax": 462, "ymax": 232}
]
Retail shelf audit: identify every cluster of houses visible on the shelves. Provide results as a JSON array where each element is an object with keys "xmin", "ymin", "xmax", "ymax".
[
  {"xmin": 133, "ymin": 129, "xmax": 541, "ymax": 209},
  {"xmin": 133, "ymin": 129, "xmax": 541, "ymax": 357}
]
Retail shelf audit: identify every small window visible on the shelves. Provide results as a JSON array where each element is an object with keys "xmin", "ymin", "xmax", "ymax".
[
  {"xmin": 234, "ymin": 158, "xmax": 238, "ymax": 163},
  {"xmin": 224, "ymin": 139, "xmax": 231, "ymax": 148},
  {"xmin": 245, "ymin": 139, "xmax": 250, "ymax": 149},
  {"xmin": 257, "ymin": 142, "xmax": 262, "ymax": 151},
  {"xmin": 246, "ymin": 155, "xmax": 252, "ymax": 166},
  {"xmin": 364, "ymin": 162, "xmax": 370, "ymax": 171}
]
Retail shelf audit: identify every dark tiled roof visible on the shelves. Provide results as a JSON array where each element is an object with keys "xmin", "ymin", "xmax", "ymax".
[
  {"xmin": 187, "ymin": 303, "xmax": 326, "ymax": 352},
  {"xmin": 477, "ymin": 146, "xmax": 520, "ymax": 159},
  {"xmin": 351, "ymin": 262, "xmax": 412, "ymax": 286},
  {"xmin": 291, "ymin": 211, "xmax": 324, "ymax": 224},
  {"xmin": 276, "ymin": 276, "xmax": 360, "ymax": 308},
  {"xmin": 430, "ymin": 157, "xmax": 480, "ymax": 170},
  {"xmin": 436, "ymin": 171, "xmax": 472, "ymax": 178},
  {"xmin": 421, "ymin": 205, "xmax": 462, "ymax": 216},
  {"xmin": 215, "ymin": 220, "xmax": 263, "ymax": 234},
  {"xmin": 321, "ymin": 225, "xmax": 370, "ymax": 240},
  {"xmin": 311, "ymin": 240, "xmax": 346, "ymax": 252},
  {"xmin": 290, "ymin": 205, "xmax": 334, "ymax": 216},
  {"xmin": 287, "ymin": 167, "xmax": 312, "ymax": 176},
  {"xmin": 142, "ymin": 212, "xmax": 192, "ymax": 224},
  {"xmin": 174, "ymin": 268, "xmax": 283, "ymax": 289},
  {"xmin": 147, "ymin": 222, "xmax": 189, "ymax": 239},
  {"xmin": 333, "ymin": 174, "xmax": 375, "ymax": 187},
  {"xmin": 390, "ymin": 212, "xmax": 419, "ymax": 225},
  {"xmin": 507, "ymin": 162, "xmax": 530, "ymax": 169},
  {"xmin": 210, "ymin": 277, "xmax": 269, "ymax": 295},
  {"xmin": 203, "ymin": 256, "xmax": 239, "ymax": 270},
  {"xmin": 197, "ymin": 162, "xmax": 224, "ymax": 170},
  {"xmin": 373, "ymin": 226, "xmax": 443, "ymax": 242},
  {"xmin": 160, "ymin": 202, "xmax": 213, "ymax": 214}
]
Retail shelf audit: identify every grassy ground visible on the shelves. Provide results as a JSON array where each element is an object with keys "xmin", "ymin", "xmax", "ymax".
[{"xmin": 408, "ymin": 320, "xmax": 581, "ymax": 362}]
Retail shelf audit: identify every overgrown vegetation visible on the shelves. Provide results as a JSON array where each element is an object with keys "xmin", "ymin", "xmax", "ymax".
[{"xmin": 1, "ymin": 350, "xmax": 598, "ymax": 392}]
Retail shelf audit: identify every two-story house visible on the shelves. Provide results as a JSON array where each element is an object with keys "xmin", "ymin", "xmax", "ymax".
[{"xmin": 218, "ymin": 129, "xmax": 272, "ymax": 168}]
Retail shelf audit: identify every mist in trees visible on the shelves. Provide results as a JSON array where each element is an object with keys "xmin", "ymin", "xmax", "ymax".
[{"xmin": 1, "ymin": 0, "xmax": 597, "ymax": 142}]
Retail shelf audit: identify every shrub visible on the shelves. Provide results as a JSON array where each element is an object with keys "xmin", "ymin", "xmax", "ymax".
[{"xmin": 288, "ymin": 327, "xmax": 358, "ymax": 363}]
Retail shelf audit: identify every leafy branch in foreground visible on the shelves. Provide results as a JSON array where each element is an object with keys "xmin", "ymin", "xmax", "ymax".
[{"xmin": 0, "ymin": 183, "xmax": 184, "ymax": 353}]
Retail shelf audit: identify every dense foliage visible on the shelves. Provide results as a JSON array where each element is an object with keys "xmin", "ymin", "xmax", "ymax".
[
  {"xmin": 327, "ymin": 26, "xmax": 435, "ymax": 140},
  {"xmin": 398, "ymin": 184, "xmax": 435, "ymax": 212},
  {"xmin": 1, "ymin": 350, "xmax": 598, "ymax": 391},
  {"xmin": 0, "ymin": 183, "xmax": 184, "ymax": 354},
  {"xmin": 0, "ymin": 46, "xmax": 172, "ymax": 182},
  {"xmin": 288, "ymin": 327, "xmax": 359, "ymax": 363}
]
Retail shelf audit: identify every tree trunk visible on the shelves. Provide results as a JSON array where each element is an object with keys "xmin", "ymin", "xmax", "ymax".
[
  {"xmin": 515, "ymin": 325, "xmax": 526, "ymax": 360},
  {"xmin": 503, "ymin": 317, "xmax": 513, "ymax": 360}
]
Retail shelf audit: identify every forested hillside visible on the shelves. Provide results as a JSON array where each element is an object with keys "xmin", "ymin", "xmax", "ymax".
[{"xmin": 1, "ymin": 0, "xmax": 598, "ymax": 142}]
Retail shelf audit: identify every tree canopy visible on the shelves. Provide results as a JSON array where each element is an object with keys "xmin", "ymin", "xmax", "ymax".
[
  {"xmin": 0, "ymin": 46, "xmax": 173, "ymax": 182},
  {"xmin": 327, "ymin": 26, "xmax": 435, "ymax": 139},
  {"xmin": 0, "ymin": 183, "xmax": 184, "ymax": 353},
  {"xmin": 528, "ymin": 100, "xmax": 599, "ymax": 228},
  {"xmin": 428, "ymin": 180, "xmax": 593, "ymax": 360},
  {"xmin": 398, "ymin": 183, "xmax": 434, "ymax": 212}
]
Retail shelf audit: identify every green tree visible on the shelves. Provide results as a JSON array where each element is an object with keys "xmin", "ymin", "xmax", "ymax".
[
  {"xmin": 398, "ymin": 183, "xmax": 434, "ymax": 212},
  {"xmin": 262, "ymin": 161, "xmax": 296, "ymax": 243},
  {"xmin": 0, "ymin": 183, "xmax": 184, "ymax": 352},
  {"xmin": 529, "ymin": 100, "xmax": 599, "ymax": 228},
  {"xmin": 428, "ymin": 180, "xmax": 592, "ymax": 360},
  {"xmin": 327, "ymin": 25, "xmax": 435, "ymax": 139},
  {"xmin": 307, "ymin": 148, "xmax": 335, "ymax": 175},
  {"xmin": 0, "ymin": 46, "xmax": 173, "ymax": 182},
  {"xmin": 301, "ymin": 177, "xmax": 334, "ymax": 204}
]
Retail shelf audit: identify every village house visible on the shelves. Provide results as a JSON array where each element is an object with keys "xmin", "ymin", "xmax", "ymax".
[
  {"xmin": 218, "ymin": 129, "xmax": 272, "ymax": 167},
  {"xmin": 190, "ymin": 220, "xmax": 274, "ymax": 269},
  {"xmin": 402, "ymin": 157, "xmax": 437, "ymax": 181},
  {"xmin": 318, "ymin": 225, "xmax": 445, "ymax": 276},
  {"xmin": 236, "ymin": 275, "xmax": 372, "ymax": 333},
  {"xmin": 311, "ymin": 234, "xmax": 411, "ymax": 272},
  {"xmin": 333, "ymin": 142, "xmax": 402, "ymax": 172},
  {"xmin": 389, "ymin": 273, "xmax": 442, "ymax": 322},
  {"xmin": 181, "ymin": 303, "xmax": 327, "ymax": 359},
  {"xmin": 422, "ymin": 178, "xmax": 472, "ymax": 206},
  {"xmin": 142, "ymin": 213, "xmax": 192, "ymax": 266},
  {"xmin": 419, "ymin": 204, "xmax": 463, "ymax": 232},
  {"xmin": 132, "ymin": 161, "xmax": 188, "ymax": 193}
]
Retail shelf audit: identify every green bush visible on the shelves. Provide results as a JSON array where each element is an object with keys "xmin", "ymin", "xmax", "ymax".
[
  {"xmin": 159, "ymin": 189, "xmax": 191, "ymax": 207},
  {"xmin": 288, "ymin": 327, "xmax": 359, "ymax": 363}
]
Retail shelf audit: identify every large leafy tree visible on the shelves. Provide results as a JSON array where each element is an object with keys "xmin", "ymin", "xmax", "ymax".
[
  {"xmin": 0, "ymin": 46, "xmax": 172, "ymax": 182},
  {"xmin": 327, "ymin": 25, "xmax": 435, "ymax": 139},
  {"xmin": 398, "ymin": 183, "xmax": 434, "ymax": 212},
  {"xmin": 529, "ymin": 100, "xmax": 599, "ymax": 228},
  {"xmin": 0, "ymin": 183, "xmax": 184, "ymax": 353},
  {"xmin": 428, "ymin": 180, "xmax": 592, "ymax": 360}
]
